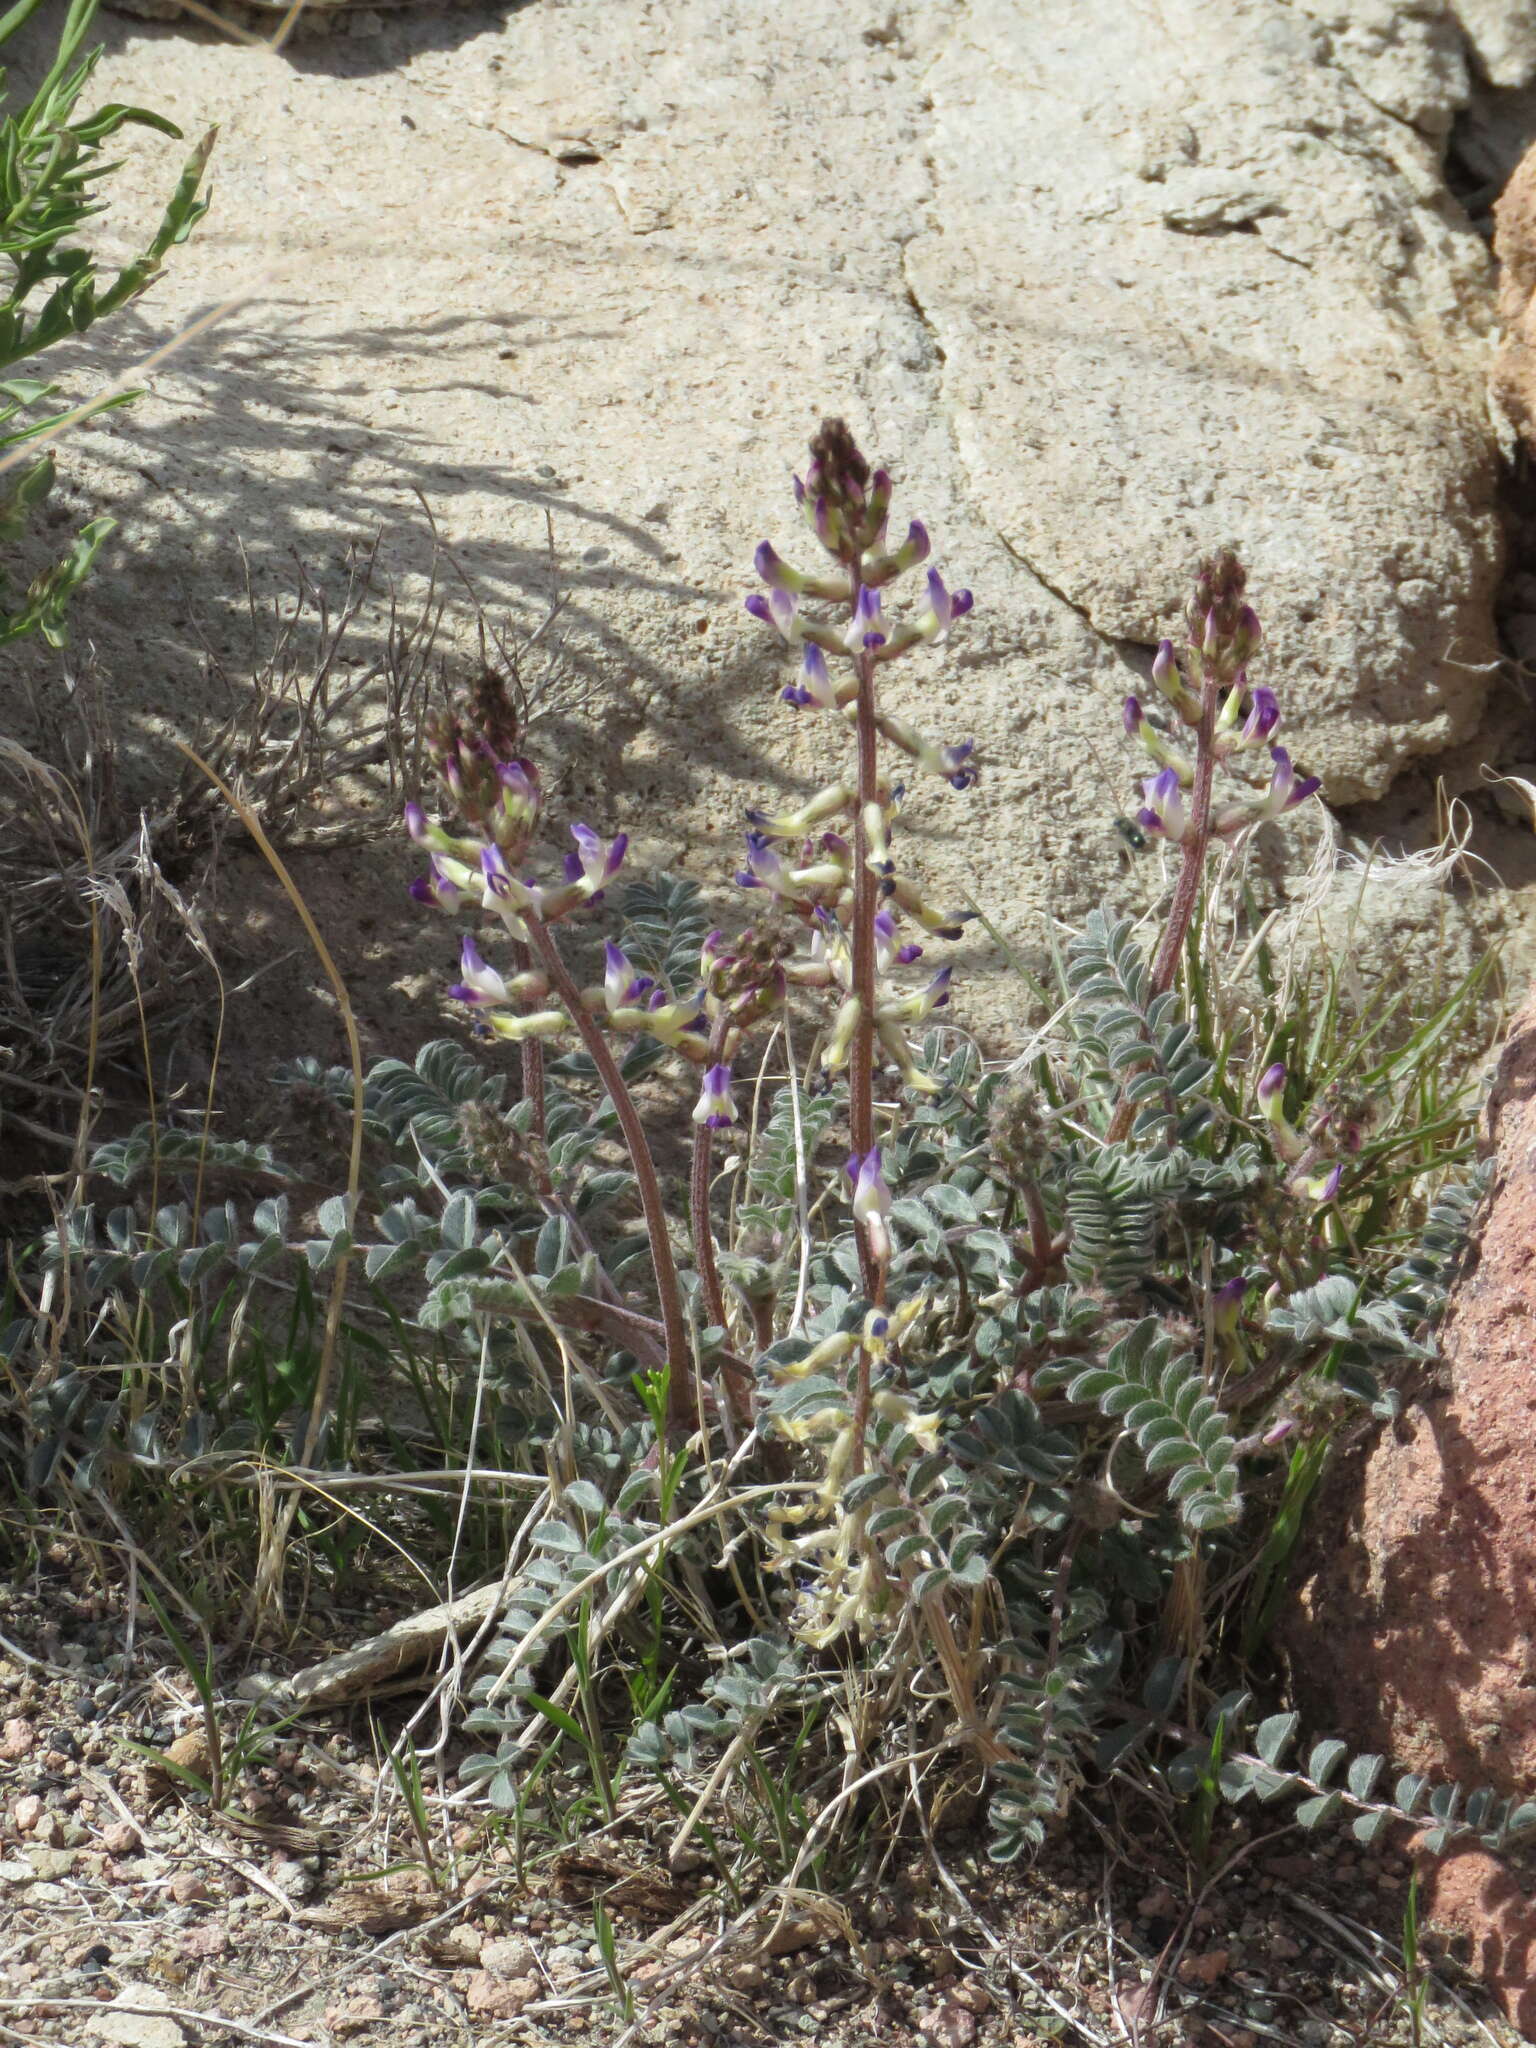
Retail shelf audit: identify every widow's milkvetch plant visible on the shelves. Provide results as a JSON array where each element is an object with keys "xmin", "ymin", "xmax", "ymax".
[
  {"xmin": 35, "ymin": 419, "xmax": 1510, "ymax": 1889},
  {"xmin": 404, "ymin": 419, "xmax": 981, "ymax": 1453}
]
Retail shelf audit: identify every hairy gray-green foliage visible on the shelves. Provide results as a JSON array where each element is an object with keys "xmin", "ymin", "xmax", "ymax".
[{"xmin": 15, "ymin": 874, "xmax": 1506, "ymax": 1879}]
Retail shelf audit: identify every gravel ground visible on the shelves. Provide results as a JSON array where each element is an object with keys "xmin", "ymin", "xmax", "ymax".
[{"xmin": 0, "ymin": 1547, "xmax": 1523, "ymax": 2048}]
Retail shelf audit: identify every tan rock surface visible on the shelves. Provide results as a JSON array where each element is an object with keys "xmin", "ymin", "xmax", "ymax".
[
  {"xmin": 1493, "ymin": 140, "xmax": 1536, "ymax": 447},
  {"xmin": 0, "ymin": 0, "xmax": 1522, "ymax": 1079}
]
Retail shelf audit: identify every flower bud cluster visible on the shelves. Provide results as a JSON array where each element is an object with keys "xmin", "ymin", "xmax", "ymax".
[
  {"xmin": 1124, "ymin": 550, "xmax": 1320, "ymax": 846},
  {"xmin": 741, "ymin": 423, "xmax": 976, "ymax": 1109},
  {"xmin": 405, "ymin": 423, "xmax": 977, "ymax": 1271}
]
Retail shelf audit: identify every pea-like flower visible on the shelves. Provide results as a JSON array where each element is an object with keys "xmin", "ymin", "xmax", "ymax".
[
  {"xmin": 1138, "ymin": 767, "xmax": 1189, "ymax": 843},
  {"xmin": 877, "ymin": 964, "xmax": 953, "ymax": 1024},
  {"xmin": 781, "ymin": 642, "xmax": 842, "ymax": 711},
  {"xmin": 691, "ymin": 1063, "xmax": 738, "ymax": 1129},
  {"xmin": 873, "ymin": 908, "xmax": 923, "ymax": 973},
  {"xmin": 1124, "ymin": 697, "xmax": 1193, "ymax": 783},
  {"xmin": 1253, "ymin": 746, "xmax": 1320, "ymax": 819},
  {"xmin": 1304, "ymin": 1161, "xmax": 1343, "ymax": 1204},
  {"xmin": 1150, "ymin": 638, "xmax": 1201, "ymax": 723},
  {"xmin": 736, "ymin": 830, "xmax": 790, "ymax": 894},
  {"xmin": 1240, "ymin": 686, "xmax": 1280, "ymax": 745},
  {"xmin": 409, "ymin": 855, "xmax": 473, "ymax": 914},
  {"xmin": 1257, "ymin": 1060, "xmax": 1307, "ymax": 1164},
  {"xmin": 566, "ymin": 823, "xmax": 630, "ymax": 895},
  {"xmin": 910, "ymin": 567, "xmax": 973, "ymax": 647},
  {"xmin": 449, "ymin": 935, "xmax": 513, "ymax": 1007},
  {"xmin": 744, "ymin": 586, "xmax": 801, "ymax": 642},
  {"xmin": 860, "ymin": 520, "xmax": 933, "ymax": 588},
  {"xmin": 847, "ymin": 1145, "xmax": 893, "ymax": 1263},
  {"xmin": 1212, "ymin": 1274, "xmax": 1249, "ymax": 1337},
  {"xmin": 404, "ymin": 803, "xmax": 479, "ymax": 860},
  {"xmin": 845, "ymin": 585, "xmax": 887, "ymax": 653},
  {"xmin": 480, "ymin": 843, "xmax": 538, "ymax": 913},
  {"xmin": 603, "ymin": 941, "xmax": 653, "ymax": 1013}
]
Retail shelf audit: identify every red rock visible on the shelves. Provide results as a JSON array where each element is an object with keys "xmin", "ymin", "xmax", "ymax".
[
  {"xmin": 463, "ymin": 1969, "xmax": 537, "ymax": 2018},
  {"xmin": 1285, "ymin": 987, "xmax": 1536, "ymax": 2030},
  {"xmin": 0, "ymin": 1718, "xmax": 35, "ymax": 1761},
  {"xmin": 1287, "ymin": 995, "xmax": 1536, "ymax": 1787},
  {"xmin": 1414, "ymin": 1847, "xmax": 1536, "ymax": 2036},
  {"xmin": 1175, "ymin": 1949, "xmax": 1229, "ymax": 1986}
]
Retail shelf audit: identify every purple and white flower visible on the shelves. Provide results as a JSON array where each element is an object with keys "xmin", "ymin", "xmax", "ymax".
[
  {"xmin": 691, "ymin": 1063, "xmax": 738, "ymax": 1130},
  {"xmin": 1138, "ymin": 767, "xmax": 1189, "ymax": 843},
  {"xmin": 1253, "ymin": 746, "xmax": 1321, "ymax": 819},
  {"xmin": 449, "ymin": 935, "xmax": 512, "ymax": 1007},
  {"xmin": 603, "ymin": 941, "xmax": 653, "ymax": 1013},
  {"xmin": 847, "ymin": 1146, "xmax": 893, "ymax": 1262},
  {"xmin": 845, "ymin": 584, "xmax": 887, "ymax": 653},
  {"xmin": 568, "ymin": 823, "xmax": 629, "ymax": 893},
  {"xmin": 781, "ymin": 642, "xmax": 840, "ymax": 710},
  {"xmin": 744, "ymin": 585, "xmax": 801, "ymax": 642}
]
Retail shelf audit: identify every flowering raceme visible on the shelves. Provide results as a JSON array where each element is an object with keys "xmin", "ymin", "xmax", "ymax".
[
  {"xmin": 1123, "ymin": 553, "xmax": 1319, "ymax": 848},
  {"xmin": 400, "ymin": 421, "xmax": 979, "ymax": 1454}
]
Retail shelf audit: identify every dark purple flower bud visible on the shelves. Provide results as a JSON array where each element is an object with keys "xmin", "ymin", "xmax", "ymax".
[
  {"xmin": 1124, "ymin": 695, "xmax": 1144, "ymax": 738},
  {"xmin": 862, "ymin": 467, "xmax": 894, "ymax": 547},
  {"xmin": 1257, "ymin": 1061, "xmax": 1286, "ymax": 1110},
  {"xmin": 1234, "ymin": 604, "xmax": 1262, "ymax": 662},
  {"xmin": 755, "ymin": 541, "xmax": 804, "ymax": 592},
  {"xmin": 1241, "ymin": 686, "xmax": 1280, "ymax": 744}
]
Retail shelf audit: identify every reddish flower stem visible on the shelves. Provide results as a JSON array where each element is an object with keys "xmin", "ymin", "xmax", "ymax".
[
  {"xmin": 689, "ymin": 1015, "xmax": 755, "ymax": 1432},
  {"xmin": 1149, "ymin": 673, "xmax": 1221, "ymax": 1000},
  {"xmin": 510, "ymin": 938, "xmax": 547, "ymax": 1150},
  {"xmin": 847, "ymin": 626, "xmax": 887, "ymax": 1477},
  {"xmin": 520, "ymin": 912, "xmax": 697, "ymax": 1442},
  {"xmin": 1107, "ymin": 670, "xmax": 1221, "ymax": 1146}
]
